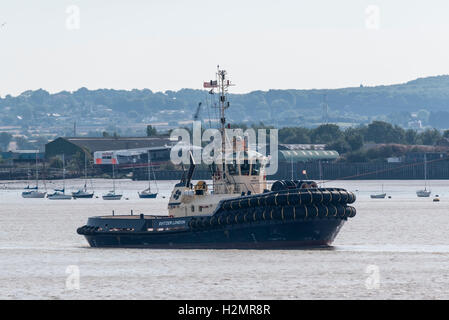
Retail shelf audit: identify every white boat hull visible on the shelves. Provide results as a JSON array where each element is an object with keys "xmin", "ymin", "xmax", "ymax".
[
  {"xmin": 416, "ymin": 190, "xmax": 431, "ymax": 197},
  {"xmin": 102, "ymin": 194, "xmax": 122, "ymax": 200},
  {"xmin": 22, "ymin": 191, "xmax": 46, "ymax": 199}
]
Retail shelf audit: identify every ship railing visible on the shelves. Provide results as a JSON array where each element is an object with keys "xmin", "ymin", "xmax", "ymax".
[{"xmin": 210, "ymin": 181, "xmax": 268, "ymax": 195}]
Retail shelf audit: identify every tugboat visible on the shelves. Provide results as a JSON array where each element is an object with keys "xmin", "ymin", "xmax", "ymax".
[{"xmin": 77, "ymin": 67, "xmax": 356, "ymax": 249}]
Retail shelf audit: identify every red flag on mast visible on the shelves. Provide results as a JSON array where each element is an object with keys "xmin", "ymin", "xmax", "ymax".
[{"xmin": 203, "ymin": 80, "xmax": 218, "ymax": 88}]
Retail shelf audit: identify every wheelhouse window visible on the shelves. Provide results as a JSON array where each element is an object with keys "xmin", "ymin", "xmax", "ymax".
[
  {"xmin": 240, "ymin": 160, "xmax": 250, "ymax": 175},
  {"xmin": 227, "ymin": 161, "xmax": 237, "ymax": 175},
  {"xmin": 251, "ymin": 160, "xmax": 261, "ymax": 175}
]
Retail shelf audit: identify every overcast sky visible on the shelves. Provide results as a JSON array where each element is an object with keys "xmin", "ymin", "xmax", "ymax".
[{"xmin": 1, "ymin": 0, "xmax": 449, "ymax": 96}]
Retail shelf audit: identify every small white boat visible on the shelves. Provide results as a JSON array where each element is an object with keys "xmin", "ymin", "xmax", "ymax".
[
  {"xmin": 138, "ymin": 150, "xmax": 158, "ymax": 199},
  {"xmin": 416, "ymin": 189, "xmax": 431, "ymax": 198},
  {"xmin": 48, "ymin": 190, "xmax": 72, "ymax": 200},
  {"xmin": 370, "ymin": 184, "xmax": 386, "ymax": 199},
  {"xmin": 72, "ymin": 188, "xmax": 94, "ymax": 199},
  {"xmin": 22, "ymin": 190, "xmax": 47, "ymax": 198},
  {"xmin": 73, "ymin": 154, "xmax": 94, "ymax": 199},
  {"xmin": 48, "ymin": 154, "xmax": 71, "ymax": 200},
  {"xmin": 22, "ymin": 152, "xmax": 47, "ymax": 199},
  {"xmin": 417, "ymin": 153, "xmax": 431, "ymax": 198},
  {"xmin": 138, "ymin": 188, "xmax": 158, "ymax": 199},
  {"xmin": 102, "ymin": 191, "xmax": 122, "ymax": 200},
  {"xmin": 103, "ymin": 164, "xmax": 122, "ymax": 200}
]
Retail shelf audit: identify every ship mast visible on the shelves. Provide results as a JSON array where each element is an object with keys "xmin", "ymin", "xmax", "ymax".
[
  {"xmin": 217, "ymin": 66, "xmax": 232, "ymax": 180},
  {"xmin": 204, "ymin": 66, "xmax": 233, "ymax": 182}
]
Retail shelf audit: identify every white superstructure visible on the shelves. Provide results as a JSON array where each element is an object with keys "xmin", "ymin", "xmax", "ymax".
[{"xmin": 168, "ymin": 67, "xmax": 269, "ymax": 218}]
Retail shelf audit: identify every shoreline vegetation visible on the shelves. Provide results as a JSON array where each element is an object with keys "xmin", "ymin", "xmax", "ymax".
[{"xmin": 2, "ymin": 120, "xmax": 449, "ymax": 181}]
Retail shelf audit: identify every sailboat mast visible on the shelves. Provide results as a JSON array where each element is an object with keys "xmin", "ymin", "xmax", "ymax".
[
  {"xmin": 219, "ymin": 68, "xmax": 226, "ymax": 180},
  {"xmin": 62, "ymin": 154, "xmax": 65, "ymax": 192},
  {"xmin": 217, "ymin": 66, "xmax": 231, "ymax": 180},
  {"xmin": 84, "ymin": 153, "xmax": 87, "ymax": 191},
  {"xmin": 147, "ymin": 150, "xmax": 151, "ymax": 191},
  {"xmin": 27, "ymin": 163, "xmax": 30, "ymax": 187},
  {"xmin": 112, "ymin": 163, "xmax": 116, "ymax": 192},
  {"xmin": 424, "ymin": 153, "xmax": 427, "ymax": 188},
  {"xmin": 35, "ymin": 151, "xmax": 39, "ymax": 189},
  {"xmin": 290, "ymin": 158, "xmax": 293, "ymax": 180}
]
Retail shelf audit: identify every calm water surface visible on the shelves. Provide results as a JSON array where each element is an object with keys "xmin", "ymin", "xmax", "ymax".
[{"xmin": 1, "ymin": 179, "xmax": 449, "ymax": 299}]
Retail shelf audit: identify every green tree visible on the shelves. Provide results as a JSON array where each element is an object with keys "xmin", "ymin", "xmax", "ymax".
[
  {"xmin": 443, "ymin": 129, "xmax": 449, "ymax": 138},
  {"xmin": 327, "ymin": 138, "xmax": 351, "ymax": 154},
  {"xmin": 344, "ymin": 128, "xmax": 364, "ymax": 151},
  {"xmin": 278, "ymin": 127, "xmax": 311, "ymax": 144},
  {"xmin": 365, "ymin": 121, "xmax": 404, "ymax": 144},
  {"xmin": 0, "ymin": 132, "xmax": 12, "ymax": 151},
  {"xmin": 417, "ymin": 129, "xmax": 441, "ymax": 145},
  {"xmin": 146, "ymin": 125, "xmax": 158, "ymax": 137},
  {"xmin": 405, "ymin": 129, "xmax": 418, "ymax": 144},
  {"xmin": 310, "ymin": 124, "xmax": 342, "ymax": 144}
]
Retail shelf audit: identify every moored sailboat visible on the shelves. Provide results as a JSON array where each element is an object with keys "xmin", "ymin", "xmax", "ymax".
[
  {"xmin": 48, "ymin": 154, "xmax": 72, "ymax": 200},
  {"xmin": 22, "ymin": 152, "xmax": 46, "ymax": 198},
  {"xmin": 416, "ymin": 153, "xmax": 431, "ymax": 197},
  {"xmin": 102, "ymin": 163, "xmax": 122, "ymax": 200},
  {"xmin": 138, "ymin": 150, "xmax": 158, "ymax": 199},
  {"xmin": 72, "ymin": 154, "xmax": 94, "ymax": 199},
  {"xmin": 370, "ymin": 184, "xmax": 386, "ymax": 199}
]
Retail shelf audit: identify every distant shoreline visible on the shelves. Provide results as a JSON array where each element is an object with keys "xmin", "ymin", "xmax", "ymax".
[{"xmin": 1, "ymin": 161, "xmax": 448, "ymax": 181}]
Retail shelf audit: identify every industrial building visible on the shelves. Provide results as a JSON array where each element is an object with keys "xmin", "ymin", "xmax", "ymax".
[
  {"xmin": 0, "ymin": 150, "xmax": 45, "ymax": 164},
  {"xmin": 93, "ymin": 146, "xmax": 171, "ymax": 169},
  {"xmin": 45, "ymin": 136, "xmax": 175, "ymax": 160}
]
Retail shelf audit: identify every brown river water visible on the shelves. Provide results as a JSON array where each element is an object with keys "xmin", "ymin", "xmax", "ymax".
[{"xmin": 1, "ymin": 179, "xmax": 449, "ymax": 299}]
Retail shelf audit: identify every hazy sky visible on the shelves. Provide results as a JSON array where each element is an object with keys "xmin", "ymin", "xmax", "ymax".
[{"xmin": 1, "ymin": 0, "xmax": 449, "ymax": 96}]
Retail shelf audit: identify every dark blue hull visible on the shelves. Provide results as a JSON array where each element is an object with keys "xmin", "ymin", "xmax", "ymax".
[
  {"xmin": 82, "ymin": 218, "xmax": 345, "ymax": 249},
  {"xmin": 138, "ymin": 193, "xmax": 158, "ymax": 199},
  {"xmin": 73, "ymin": 194, "xmax": 94, "ymax": 199},
  {"xmin": 77, "ymin": 185, "xmax": 356, "ymax": 249}
]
